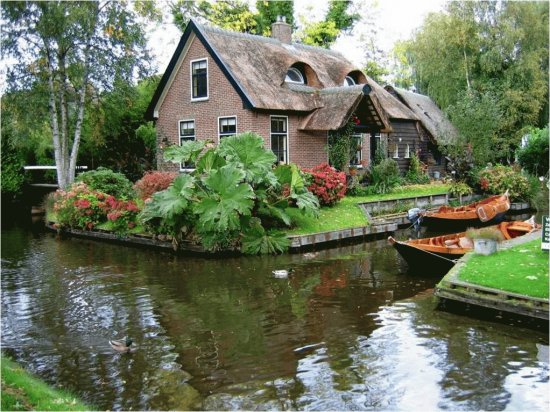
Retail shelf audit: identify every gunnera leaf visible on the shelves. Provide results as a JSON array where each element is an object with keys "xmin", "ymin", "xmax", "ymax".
[{"xmin": 195, "ymin": 164, "xmax": 255, "ymax": 232}]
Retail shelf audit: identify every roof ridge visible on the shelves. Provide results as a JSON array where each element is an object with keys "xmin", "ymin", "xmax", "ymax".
[{"xmin": 196, "ymin": 20, "xmax": 347, "ymax": 58}]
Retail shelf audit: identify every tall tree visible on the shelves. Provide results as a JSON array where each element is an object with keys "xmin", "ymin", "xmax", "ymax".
[
  {"xmin": 2, "ymin": 1, "xmax": 152, "ymax": 189},
  {"xmin": 171, "ymin": 0, "xmax": 292, "ymax": 35},
  {"xmin": 405, "ymin": 1, "xmax": 548, "ymax": 163},
  {"xmin": 255, "ymin": 0, "xmax": 294, "ymax": 35},
  {"xmin": 298, "ymin": 0, "xmax": 359, "ymax": 48}
]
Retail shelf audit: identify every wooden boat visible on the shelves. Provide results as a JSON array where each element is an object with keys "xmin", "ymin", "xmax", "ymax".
[
  {"xmin": 388, "ymin": 219, "xmax": 539, "ymax": 275},
  {"xmin": 419, "ymin": 192, "xmax": 510, "ymax": 229}
]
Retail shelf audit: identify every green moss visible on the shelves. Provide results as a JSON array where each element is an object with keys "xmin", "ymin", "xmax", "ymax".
[
  {"xmin": 1, "ymin": 354, "xmax": 93, "ymax": 411},
  {"xmin": 457, "ymin": 239, "xmax": 549, "ymax": 299}
]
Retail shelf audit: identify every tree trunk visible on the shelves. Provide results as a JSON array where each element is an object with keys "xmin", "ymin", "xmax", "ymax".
[{"xmin": 44, "ymin": 47, "xmax": 67, "ymax": 189}]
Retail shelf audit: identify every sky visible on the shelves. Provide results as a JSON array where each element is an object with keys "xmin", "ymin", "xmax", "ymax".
[{"xmin": 147, "ymin": 0, "xmax": 447, "ymax": 74}]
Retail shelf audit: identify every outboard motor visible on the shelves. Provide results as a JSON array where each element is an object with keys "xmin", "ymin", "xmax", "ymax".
[{"xmin": 407, "ymin": 208, "xmax": 424, "ymax": 230}]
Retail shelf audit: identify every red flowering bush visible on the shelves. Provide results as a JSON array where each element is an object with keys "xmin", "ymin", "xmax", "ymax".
[
  {"xmin": 52, "ymin": 182, "xmax": 141, "ymax": 233},
  {"xmin": 134, "ymin": 171, "xmax": 178, "ymax": 201},
  {"xmin": 303, "ymin": 163, "xmax": 347, "ymax": 206},
  {"xmin": 53, "ymin": 182, "xmax": 110, "ymax": 230},
  {"xmin": 105, "ymin": 196, "xmax": 141, "ymax": 234}
]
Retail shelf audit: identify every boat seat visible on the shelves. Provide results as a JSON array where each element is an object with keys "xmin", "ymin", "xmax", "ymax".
[
  {"xmin": 458, "ymin": 237, "xmax": 474, "ymax": 249},
  {"xmin": 506, "ymin": 225, "xmax": 531, "ymax": 232}
]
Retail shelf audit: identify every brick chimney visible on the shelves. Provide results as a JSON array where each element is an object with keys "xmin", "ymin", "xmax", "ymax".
[{"xmin": 271, "ymin": 15, "xmax": 292, "ymax": 44}]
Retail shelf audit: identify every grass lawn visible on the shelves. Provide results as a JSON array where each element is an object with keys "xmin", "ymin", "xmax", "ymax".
[
  {"xmin": 1, "ymin": 354, "xmax": 92, "ymax": 411},
  {"xmin": 457, "ymin": 239, "xmax": 549, "ymax": 299},
  {"xmin": 286, "ymin": 183, "xmax": 450, "ymax": 235}
]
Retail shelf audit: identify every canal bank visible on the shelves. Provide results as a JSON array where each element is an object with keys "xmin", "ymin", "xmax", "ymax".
[
  {"xmin": 435, "ymin": 230, "xmax": 549, "ymax": 321},
  {"xmin": 45, "ymin": 193, "xmax": 534, "ymax": 254}
]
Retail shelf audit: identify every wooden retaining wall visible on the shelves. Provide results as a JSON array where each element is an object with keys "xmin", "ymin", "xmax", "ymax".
[{"xmin": 435, "ymin": 231, "xmax": 548, "ymax": 321}]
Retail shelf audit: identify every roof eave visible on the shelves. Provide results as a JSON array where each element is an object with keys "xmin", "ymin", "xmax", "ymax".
[{"xmin": 145, "ymin": 19, "xmax": 255, "ymax": 121}]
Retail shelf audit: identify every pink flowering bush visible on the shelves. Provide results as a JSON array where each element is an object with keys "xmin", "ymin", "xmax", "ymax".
[
  {"xmin": 52, "ymin": 182, "xmax": 141, "ymax": 233},
  {"xmin": 105, "ymin": 196, "xmax": 141, "ymax": 234},
  {"xmin": 303, "ymin": 163, "xmax": 347, "ymax": 206},
  {"xmin": 133, "ymin": 171, "xmax": 178, "ymax": 201},
  {"xmin": 53, "ymin": 182, "xmax": 110, "ymax": 230}
]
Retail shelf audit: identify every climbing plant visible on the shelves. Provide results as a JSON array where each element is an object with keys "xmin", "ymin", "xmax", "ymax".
[{"xmin": 327, "ymin": 114, "xmax": 359, "ymax": 173}]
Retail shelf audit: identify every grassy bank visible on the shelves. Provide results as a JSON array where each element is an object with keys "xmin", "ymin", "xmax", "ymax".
[
  {"xmin": 287, "ymin": 183, "xmax": 449, "ymax": 235},
  {"xmin": 457, "ymin": 239, "xmax": 549, "ymax": 299},
  {"xmin": 1, "ymin": 354, "xmax": 92, "ymax": 411}
]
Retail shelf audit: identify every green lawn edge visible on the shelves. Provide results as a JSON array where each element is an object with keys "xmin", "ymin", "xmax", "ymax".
[
  {"xmin": 457, "ymin": 239, "xmax": 549, "ymax": 299},
  {"xmin": 286, "ymin": 183, "xmax": 450, "ymax": 235},
  {"xmin": 47, "ymin": 183, "xmax": 450, "ymax": 240},
  {"xmin": 1, "ymin": 354, "xmax": 93, "ymax": 411}
]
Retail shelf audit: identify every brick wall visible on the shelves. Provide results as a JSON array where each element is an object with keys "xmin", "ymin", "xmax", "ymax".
[{"xmin": 155, "ymin": 35, "xmax": 328, "ymax": 172}]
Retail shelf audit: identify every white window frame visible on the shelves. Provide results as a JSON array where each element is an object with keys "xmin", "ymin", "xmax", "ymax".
[
  {"xmin": 285, "ymin": 67, "xmax": 305, "ymax": 84},
  {"xmin": 393, "ymin": 143, "xmax": 399, "ymax": 159},
  {"xmin": 270, "ymin": 115, "xmax": 289, "ymax": 164},
  {"xmin": 218, "ymin": 116, "xmax": 237, "ymax": 143},
  {"xmin": 178, "ymin": 119, "xmax": 195, "ymax": 171},
  {"xmin": 350, "ymin": 133, "xmax": 362, "ymax": 167},
  {"xmin": 343, "ymin": 76, "xmax": 356, "ymax": 87},
  {"xmin": 190, "ymin": 58, "xmax": 209, "ymax": 101}
]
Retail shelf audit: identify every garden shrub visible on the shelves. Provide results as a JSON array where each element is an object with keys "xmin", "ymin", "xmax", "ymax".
[
  {"xmin": 105, "ymin": 196, "xmax": 141, "ymax": 234},
  {"xmin": 134, "ymin": 171, "xmax": 178, "ymax": 200},
  {"xmin": 303, "ymin": 163, "xmax": 347, "ymax": 206},
  {"xmin": 76, "ymin": 167, "xmax": 135, "ymax": 199},
  {"xmin": 405, "ymin": 153, "xmax": 429, "ymax": 184},
  {"xmin": 53, "ymin": 182, "xmax": 110, "ymax": 230},
  {"xmin": 368, "ymin": 158, "xmax": 401, "ymax": 194},
  {"xmin": 448, "ymin": 181, "xmax": 473, "ymax": 198},
  {"xmin": 52, "ymin": 182, "xmax": 140, "ymax": 233},
  {"xmin": 516, "ymin": 126, "xmax": 549, "ymax": 177},
  {"xmin": 477, "ymin": 164, "xmax": 531, "ymax": 201}
]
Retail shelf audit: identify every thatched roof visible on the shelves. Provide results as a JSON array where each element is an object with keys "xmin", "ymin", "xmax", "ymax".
[
  {"xmin": 299, "ymin": 85, "xmax": 392, "ymax": 131},
  {"xmin": 199, "ymin": 23, "xmax": 357, "ymax": 111},
  {"xmin": 384, "ymin": 86, "xmax": 458, "ymax": 143},
  {"xmin": 146, "ymin": 20, "xmax": 419, "ymax": 131}
]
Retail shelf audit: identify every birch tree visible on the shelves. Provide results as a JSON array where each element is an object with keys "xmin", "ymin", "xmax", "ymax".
[{"xmin": 2, "ymin": 1, "xmax": 151, "ymax": 189}]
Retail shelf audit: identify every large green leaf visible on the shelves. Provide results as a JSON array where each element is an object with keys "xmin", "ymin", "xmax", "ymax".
[
  {"xmin": 258, "ymin": 202, "xmax": 293, "ymax": 226},
  {"xmin": 241, "ymin": 219, "xmax": 290, "ymax": 255},
  {"xmin": 274, "ymin": 163, "xmax": 305, "ymax": 193},
  {"xmin": 140, "ymin": 174, "xmax": 195, "ymax": 222},
  {"xmin": 217, "ymin": 132, "xmax": 278, "ymax": 185},
  {"xmin": 196, "ymin": 149, "xmax": 226, "ymax": 174},
  {"xmin": 164, "ymin": 140, "xmax": 206, "ymax": 164},
  {"xmin": 195, "ymin": 164, "xmax": 255, "ymax": 231},
  {"xmin": 292, "ymin": 191, "xmax": 320, "ymax": 218}
]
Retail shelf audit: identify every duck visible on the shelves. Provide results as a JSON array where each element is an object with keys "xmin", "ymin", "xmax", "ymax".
[{"xmin": 109, "ymin": 336, "xmax": 133, "ymax": 353}]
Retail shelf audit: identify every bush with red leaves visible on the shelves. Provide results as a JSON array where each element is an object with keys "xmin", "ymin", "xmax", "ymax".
[
  {"xmin": 133, "ymin": 171, "xmax": 178, "ymax": 200},
  {"xmin": 303, "ymin": 163, "xmax": 347, "ymax": 206}
]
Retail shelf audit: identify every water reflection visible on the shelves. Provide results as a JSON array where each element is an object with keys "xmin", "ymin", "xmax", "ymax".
[{"xmin": 1, "ymin": 226, "xmax": 548, "ymax": 411}]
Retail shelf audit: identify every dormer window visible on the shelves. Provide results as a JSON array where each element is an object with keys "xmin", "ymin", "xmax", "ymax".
[
  {"xmin": 285, "ymin": 67, "xmax": 305, "ymax": 84},
  {"xmin": 343, "ymin": 76, "xmax": 356, "ymax": 87}
]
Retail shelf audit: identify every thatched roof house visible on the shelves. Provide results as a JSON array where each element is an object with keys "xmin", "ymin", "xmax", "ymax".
[
  {"xmin": 384, "ymin": 86, "xmax": 458, "ymax": 144},
  {"xmin": 147, "ymin": 18, "xmax": 452, "ymax": 175}
]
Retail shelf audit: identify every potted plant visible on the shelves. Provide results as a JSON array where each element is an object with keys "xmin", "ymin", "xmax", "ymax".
[{"xmin": 465, "ymin": 227, "xmax": 505, "ymax": 255}]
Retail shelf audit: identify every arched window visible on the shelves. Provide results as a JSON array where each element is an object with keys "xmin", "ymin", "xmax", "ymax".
[
  {"xmin": 285, "ymin": 67, "xmax": 305, "ymax": 84},
  {"xmin": 343, "ymin": 76, "xmax": 356, "ymax": 87}
]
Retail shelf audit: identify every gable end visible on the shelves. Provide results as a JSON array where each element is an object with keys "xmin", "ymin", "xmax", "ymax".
[{"xmin": 146, "ymin": 19, "xmax": 254, "ymax": 120}]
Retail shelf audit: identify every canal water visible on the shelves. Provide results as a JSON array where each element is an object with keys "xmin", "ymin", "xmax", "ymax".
[{"xmin": 1, "ymin": 219, "xmax": 548, "ymax": 411}]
